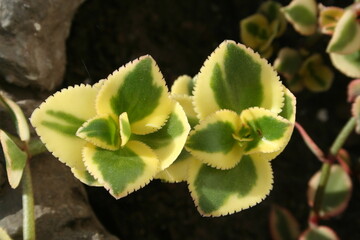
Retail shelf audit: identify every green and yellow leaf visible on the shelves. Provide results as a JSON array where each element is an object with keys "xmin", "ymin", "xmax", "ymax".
[
  {"xmin": 131, "ymin": 102, "xmax": 191, "ymax": 170},
  {"xmin": 30, "ymin": 84, "xmax": 98, "ymax": 170},
  {"xmin": 352, "ymin": 96, "xmax": 360, "ymax": 134},
  {"xmin": 240, "ymin": 107, "xmax": 292, "ymax": 155},
  {"xmin": 186, "ymin": 110, "xmax": 242, "ymax": 170},
  {"xmin": 347, "ymin": 79, "xmax": 360, "ymax": 102},
  {"xmin": 193, "ymin": 40, "xmax": 283, "ymax": 120},
  {"xmin": 95, "ymin": 55, "xmax": 174, "ymax": 135},
  {"xmin": 270, "ymin": 205, "xmax": 301, "ymax": 240},
  {"xmin": 119, "ymin": 112, "xmax": 131, "ymax": 147},
  {"xmin": 171, "ymin": 75, "xmax": 195, "ymax": 96},
  {"xmin": 307, "ymin": 165, "xmax": 352, "ymax": 218},
  {"xmin": 274, "ymin": 47, "xmax": 302, "ymax": 80},
  {"xmin": 82, "ymin": 140, "xmax": 159, "ymax": 198},
  {"xmin": 171, "ymin": 95, "xmax": 198, "ymax": 127},
  {"xmin": 259, "ymin": 1, "xmax": 287, "ymax": 37},
  {"xmin": 330, "ymin": 50, "xmax": 360, "ymax": 78},
  {"xmin": 71, "ymin": 167, "xmax": 101, "ymax": 187},
  {"xmin": 77, "ymin": 115, "xmax": 120, "ymax": 150},
  {"xmin": 0, "ymin": 130, "xmax": 27, "ymax": 189},
  {"xmin": 282, "ymin": 0, "xmax": 317, "ymax": 36},
  {"xmin": 300, "ymin": 226, "xmax": 339, "ymax": 240},
  {"xmin": 188, "ymin": 156, "xmax": 273, "ymax": 216},
  {"xmin": 300, "ymin": 54, "xmax": 334, "ymax": 92},
  {"xmin": 319, "ymin": 6, "xmax": 344, "ymax": 35},
  {"xmin": 327, "ymin": 9, "xmax": 360, "ymax": 54},
  {"xmin": 0, "ymin": 93, "xmax": 30, "ymax": 142}
]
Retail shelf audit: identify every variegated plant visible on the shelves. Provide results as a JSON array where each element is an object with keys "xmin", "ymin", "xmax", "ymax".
[
  {"xmin": 162, "ymin": 40, "xmax": 296, "ymax": 216},
  {"xmin": 30, "ymin": 56, "xmax": 190, "ymax": 199}
]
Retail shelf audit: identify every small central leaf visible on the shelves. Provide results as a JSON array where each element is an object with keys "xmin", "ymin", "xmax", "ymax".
[
  {"xmin": 77, "ymin": 115, "xmax": 120, "ymax": 150},
  {"xmin": 119, "ymin": 112, "xmax": 131, "ymax": 147}
]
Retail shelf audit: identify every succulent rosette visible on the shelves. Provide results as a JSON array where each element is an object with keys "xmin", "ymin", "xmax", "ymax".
[
  {"xmin": 167, "ymin": 40, "xmax": 296, "ymax": 216},
  {"xmin": 31, "ymin": 56, "xmax": 190, "ymax": 198}
]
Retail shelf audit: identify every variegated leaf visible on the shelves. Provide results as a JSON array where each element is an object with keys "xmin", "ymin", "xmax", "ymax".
[
  {"xmin": 282, "ymin": 0, "xmax": 317, "ymax": 36},
  {"xmin": 274, "ymin": 47, "xmax": 302, "ymax": 80},
  {"xmin": 96, "ymin": 56, "xmax": 174, "ymax": 135},
  {"xmin": 186, "ymin": 110, "xmax": 242, "ymax": 170},
  {"xmin": 270, "ymin": 205, "xmax": 300, "ymax": 240},
  {"xmin": 327, "ymin": 9, "xmax": 360, "ymax": 54},
  {"xmin": 307, "ymin": 165, "xmax": 352, "ymax": 218},
  {"xmin": 319, "ymin": 6, "xmax": 344, "ymax": 35},
  {"xmin": 119, "ymin": 112, "xmax": 131, "ymax": 147},
  {"xmin": 0, "ymin": 93, "xmax": 30, "ymax": 142},
  {"xmin": 71, "ymin": 167, "xmax": 101, "ymax": 187},
  {"xmin": 0, "ymin": 130, "xmax": 27, "ymax": 189},
  {"xmin": 171, "ymin": 95, "xmax": 198, "ymax": 128},
  {"xmin": 352, "ymin": 96, "xmax": 360, "ymax": 134},
  {"xmin": 330, "ymin": 50, "xmax": 360, "ymax": 78},
  {"xmin": 82, "ymin": 140, "xmax": 159, "ymax": 199},
  {"xmin": 258, "ymin": 0, "xmax": 287, "ymax": 37},
  {"xmin": 77, "ymin": 115, "xmax": 120, "ymax": 150},
  {"xmin": 347, "ymin": 79, "xmax": 360, "ymax": 102},
  {"xmin": 188, "ymin": 156, "xmax": 273, "ymax": 217},
  {"xmin": 171, "ymin": 75, "xmax": 196, "ymax": 96},
  {"xmin": 131, "ymin": 102, "xmax": 190, "ymax": 170},
  {"xmin": 240, "ymin": 107, "xmax": 292, "ymax": 155},
  {"xmin": 30, "ymin": 84, "xmax": 98, "ymax": 170},
  {"xmin": 193, "ymin": 40, "xmax": 283, "ymax": 120},
  {"xmin": 155, "ymin": 149, "xmax": 194, "ymax": 183},
  {"xmin": 300, "ymin": 54, "xmax": 334, "ymax": 92},
  {"xmin": 300, "ymin": 226, "xmax": 339, "ymax": 240}
]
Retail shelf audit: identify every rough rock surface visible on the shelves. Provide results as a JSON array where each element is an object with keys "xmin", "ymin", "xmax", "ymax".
[
  {"xmin": 0, "ymin": 0, "xmax": 85, "ymax": 90},
  {"xmin": 0, "ymin": 98, "xmax": 118, "ymax": 240}
]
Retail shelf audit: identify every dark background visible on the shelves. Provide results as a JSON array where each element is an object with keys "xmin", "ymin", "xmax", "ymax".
[{"xmin": 64, "ymin": 0, "xmax": 360, "ymax": 239}]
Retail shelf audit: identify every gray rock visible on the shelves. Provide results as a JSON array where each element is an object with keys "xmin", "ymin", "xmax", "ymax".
[
  {"xmin": 0, "ymin": 98, "xmax": 119, "ymax": 240},
  {"xmin": 0, "ymin": 0, "xmax": 85, "ymax": 90}
]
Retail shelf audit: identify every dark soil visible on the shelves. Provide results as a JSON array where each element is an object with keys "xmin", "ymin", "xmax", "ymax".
[{"xmin": 65, "ymin": 0, "xmax": 360, "ymax": 239}]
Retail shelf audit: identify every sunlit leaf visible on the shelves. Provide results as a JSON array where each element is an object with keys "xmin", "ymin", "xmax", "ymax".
[
  {"xmin": 319, "ymin": 6, "xmax": 344, "ymax": 35},
  {"xmin": 30, "ymin": 84, "xmax": 98, "ymax": 170},
  {"xmin": 327, "ymin": 9, "xmax": 360, "ymax": 54},
  {"xmin": 83, "ymin": 140, "xmax": 159, "ymax": 199},
  {"xmin": 347, "ymin": 79, "xmax": 360, "ymax": 102},
  {"xmin": 193, "ymin": 40, "xmax": 283, "ymax": 120},
  {"xmin": 282, "ymin": 0, "xmax": 317, "ymax": 36},
  {"xmin": 300, "ymin": 226, "xmax": 339, "ymax": 240},
  {"xmin": 188, "ymin": 156, "xmax": 273, "ymax": 216},
  {"xmin": 71, "ymin": 167, "xmax": 101, "ymax": 187},
  {"xmin": 270, "ymin": 205, "xmax": 300, "ymax": 240},
  {"xmin": 96, "ymin": 55, "xmax": 174, "ymax": 135},
  {"xmin": 330, "ymin": 50, "xmax": 360, "ymax": 78},
  {"xmin": 0, "ymin": 93, "xmax": 30, "ymax": 142},
  {"xmin": 307, "ymin": 164, "xmax": 352, "ymax": 218},
  {"xmin": 0, "ymin": 130, "xmax": 27, "ymax": 189},
  {"xmin": 171, "ymin": 75, "xmax": 195, "ymax": 96},
  {"xmin": 300, "ymin": 54, "xmax": 334, "ymax": 92}
]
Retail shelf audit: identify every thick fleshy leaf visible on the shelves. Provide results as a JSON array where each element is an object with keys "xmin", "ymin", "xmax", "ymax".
[
  {"xmin": 77, "ymin": 115, "xmax": 120, "ymax": 150},
  {"xmin": 119, "ymin": 112, "xmax": 131, "ymax": 147},
  {"xmin": 83, "ymin": 140, "xmax": 159, "ymax": 198},
  {"xmin": 171, "ymin": 75, "xmax": 195, "ymax": 96},
  {"xmin": 327, "ymin": 9, "xmax": 360, "ymax": 54},
  {"xmin": 71, "ymin": 167, "xmax": 101, "ymax": 187},
  {"xmin": 307, "ymin": 165, "xmax": 352, "ymax": 218},
  {"xmin": 352, "ymin": 96, "xmax": 360, "ymax": 134},
  {"xmin": 274, "ymin": 48, "xmax": 302, "ymax": 80},
  {"xmin": 96, "ymin": 55, "xmax": 174, "ymax": 135},
  {"xmin": 347, "ymin": 79, "xmax": 360, "ymax": 102},
  {"xmin": 240, "ymin": 14, "xmax": 273, "ymax": 52},
  {"xmin": 319, "ymin": 6, "xmax": 344, "ymax": 35},
  {"xmin": 300, "ymin": 54, "xmax": 334, "ymax": 92},
  {"xmin": 240, "ymin": 107, "xmax": 292, "ymax": 154},
  {"xmin": 30, "ymin": 84, "xmax": 98, "ymax": 170},
  {"xmin": 0, "ymin": 130, "xmax": 27, "ymax": 189},
  {"xmin": 186, "ymin": 110, "xmax": 242, "ymax": 170},
  {"xmin": 300, "ymin": 226, "xmax": 339, "ymax": 240},
  {"xmin": 131, "ymin": 102, "xmax": 190, "ymax": 170},
  {"xmin": 0, "ymin": 93, "xmax": 30, "ymax": 142},
  {"xmin": 329, "ymin": 50, "xmax": 360, "ymax": 78},
  {"xmin": 193, "ymin": 40, "xmax": 283, "ymax": 120},
  {"xmin": 171, "ymin": 95, "xmax": 198, "ymax": 127},
  {"xmin": 259, "ymin": 1, "xmax": 287, "ymax": 37},
  {"xmin": 251, "ymin": 87, "xmax": 296, "ymax": 162},
  {"xmin": 282, "ymin": 0, "xmax": 317, "ymax": 36},
  {"xmin": 188, "ymin": 156, "xmax": 273, "ymax": 216},
  {"xmin": 155, "ymin": 149, "xmax": 194, "ymax": 183},
  {"xmin": 0, "ymin": 227, "xmax": 12, "ymax": 240},
  {"xmin": 270, "ymin": 205, "xmax": 300, "ymax": 240}
]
